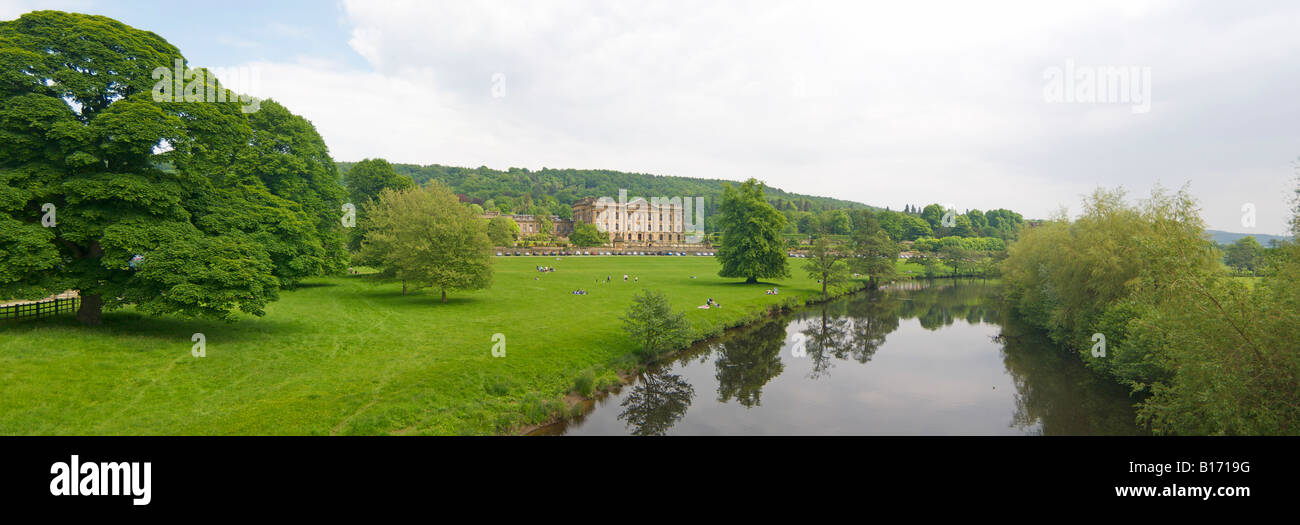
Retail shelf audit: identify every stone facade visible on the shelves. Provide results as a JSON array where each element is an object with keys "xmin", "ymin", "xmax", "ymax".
[
  {"xmin": 572, "ymin": 196, "xmax": 686, "ymax": 244},
  {"xmin": 484, "ymin": 196, "xmax": 688, "ymax": 246},
  {"xmin": 483, "ymin": 211, "xmax": 572, "ymax": 237}
]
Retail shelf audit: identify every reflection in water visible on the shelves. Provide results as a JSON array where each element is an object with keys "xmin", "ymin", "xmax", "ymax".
[
  {"xmin": 537, "ymin": 279, "xmax": 1142, "ymax": 436},
  {"xmin": 801, "ymin": 305, "xmax": 849, "ymax": 380},
  {"xmin": 714, "ymin": 319, "xmax": 786, "ymax": 407},
  {"xmin": 618, "ymin": 372, "xmax": 695, "ymax": 436},
  {"xmin": 997, "ymin": 311, "xmax": 1143, "ymax": 435}
]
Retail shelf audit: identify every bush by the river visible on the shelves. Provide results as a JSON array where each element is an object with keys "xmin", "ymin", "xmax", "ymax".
[{"xmin": 1001, "ymin": 185, "xmax": 1300, "ymax": 435}]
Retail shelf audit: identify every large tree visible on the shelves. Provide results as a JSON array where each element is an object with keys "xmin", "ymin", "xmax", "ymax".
[
  {"xmin": 485, "ymin": 216, "xmax": 520, "ymax": 246},
  {"xmin": 920, "ymin": 203, "xmax": 947, "ymax": 231},
  {"xmin": 715, "ymin": 178, "xmax": 789, "ymax": 283},
  {"xmin": 568, "ymin": 221, "xmax": 606, "ymax": 247},
  {"xmin": 359, "ymin": 181, "xmax": 494, "ymax": 302},
  {"xmin": 237, "ymin": 99, "xmax": 349, "ymax": 276},
  {"xmin": 0, "ymin": 11, "xmax": 336, "ymax": 324},
  {"xmin": 343, "ymin": 158, "xmax": 414, "ymax": 251},
  {"xmin": 849, "ymin": 210, "xmax": 899, "ymax": 286},
  {"xmin": 1223, "ymin": 235, "xmax": 1264, "ymax": 274},
  {"xmin": 803, "ymin": 236, "xmax": 851, "ymax": 297}
]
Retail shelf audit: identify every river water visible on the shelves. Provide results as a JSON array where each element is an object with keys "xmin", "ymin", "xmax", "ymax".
[{"xmin": 536, "ymin": 280, "xmax": 1143, "ymax": 436}]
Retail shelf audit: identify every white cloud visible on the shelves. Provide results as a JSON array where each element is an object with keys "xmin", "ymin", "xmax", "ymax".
[{"xmin": 210, "ymin": 0, "xmax": 1300, "ymax": 234}]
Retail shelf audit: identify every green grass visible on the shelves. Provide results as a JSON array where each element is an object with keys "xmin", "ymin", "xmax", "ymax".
[{"xmin": 0, "ymin": 256, "xmax": 859, "ymax": 435}]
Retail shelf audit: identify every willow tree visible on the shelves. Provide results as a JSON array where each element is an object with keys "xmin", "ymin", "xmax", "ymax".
[
  {"xmin": 359, "ymin": 181, "xmax": 494, "ymax": 301},
  {"xmin": 0, "ymin": 11, "xmax": 344, "ymax": 323},
  {"xmin": 715, "ymin": 178, "xmax": 789, "ymax": 284}
]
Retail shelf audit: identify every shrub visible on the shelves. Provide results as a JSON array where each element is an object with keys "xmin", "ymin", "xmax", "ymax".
[{"xmin": 572, "ymin": 370, "xmax": 596, "ymax": 397}]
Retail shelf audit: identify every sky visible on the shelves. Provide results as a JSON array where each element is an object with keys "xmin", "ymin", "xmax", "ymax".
[{"xmin": 4, "ymin": 0, "xmax": 1298, "ymax": 234}]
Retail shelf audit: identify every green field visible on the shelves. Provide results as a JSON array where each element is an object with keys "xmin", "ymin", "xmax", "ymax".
[{"xmin": 0, "ymin": 256, "xmax": 864, "ymax": 435}]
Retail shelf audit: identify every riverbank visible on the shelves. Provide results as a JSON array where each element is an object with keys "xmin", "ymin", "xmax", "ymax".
[
  {"xmin": 515, "ymin": 273, "xmax": 873, "ymax": 435},
  {"xmin": 533, "ymin": 278, "xmax": 1142, "ymax": 436},
  {"xmin": 1, "ymin": 256, "xmax": 872, "ymax": 435}
]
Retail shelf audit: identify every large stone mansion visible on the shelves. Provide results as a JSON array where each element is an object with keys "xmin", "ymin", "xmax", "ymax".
[{"xmin": 483, "ymin": 196, "xmax": 689, "ymax": 245}]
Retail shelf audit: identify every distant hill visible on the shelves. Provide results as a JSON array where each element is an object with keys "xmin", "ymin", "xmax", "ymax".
[
  {"xmin": 336, "ymin": 162, "xmax": 874, "ymax": 217},
  {"xmin": 1206, "ymin": 229, "xmax": 1292, "ymax": 246}
]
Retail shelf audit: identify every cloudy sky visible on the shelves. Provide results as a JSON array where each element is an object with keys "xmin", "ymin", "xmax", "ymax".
[{"xmin": 5, "ymin": 0, "xmax": 1299, "ymax": 234}]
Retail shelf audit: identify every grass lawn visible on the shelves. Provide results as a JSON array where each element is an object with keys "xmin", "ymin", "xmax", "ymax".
[{"xmin": 0, "ymin": 255, "xmax": 862, "ymax": 435}]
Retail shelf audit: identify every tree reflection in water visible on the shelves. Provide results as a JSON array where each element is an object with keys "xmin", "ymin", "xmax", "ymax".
[
  {"xmin": 801, "ymin": 304, "xmax": 850, "ymax": 379},
  {"xmin": 996, "ymin": 310, "xmax": 1144, "ymax": 435},
  {"xmin": 714, "ymin": 318, "xmax": 787, "ymax": 407},
  {"xmin": 618, "ymin": 371, "xmax": 695, "ymax": 436},
  {"xmin": 583, "ymin": 279, "xmax": 1143, "ymax": 436}
]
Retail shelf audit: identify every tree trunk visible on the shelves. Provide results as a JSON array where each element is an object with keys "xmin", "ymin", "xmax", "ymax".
[
  {"xmin": 402, "ymin": 280, "xmax": 407, "ymax": 295},
  {"xmin": 822, "ymin": 279, "xmax": 827, "ymax": 297},
  {"xmin": 441, "ymin": 289, "xmax": 447, "ymax": 303},
  {"xmin": 746, "ymin": 276, "xmax": 758, "ymax": 284},
  {"xmin": 77, "ymin": 293, "xmax": 103, "ymax": 325}
]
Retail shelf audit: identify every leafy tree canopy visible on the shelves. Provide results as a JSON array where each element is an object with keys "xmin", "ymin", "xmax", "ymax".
[
  {"xmin": 359, "ymin": 181, "xmax": 494, "ymax": 302},
  {"xmin": 0, "ymin": 11, "xmax": 344, "ymax": 323},
  {"xmin": 568, "ymin": 221, "xmax": 606, "ymax": 247},
  {"xmin": 715, "ymin": 178, "xmax": 789, "ymax": 284},
  {"xmin": 485, "ymin": 215, "xmax": 520, "ymax": 247},
  {"xmin": 620, "ymin": 289, "xmax": 692, "ymax": 361}
]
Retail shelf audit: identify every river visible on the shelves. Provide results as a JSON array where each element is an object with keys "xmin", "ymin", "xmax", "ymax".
[{"xmin": 534, "ymin": 279, "xmax": 1143, "ymax": 436}]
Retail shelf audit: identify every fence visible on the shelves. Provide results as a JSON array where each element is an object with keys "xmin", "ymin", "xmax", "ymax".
[{"xmin": 0, "ymin": 296, "xmax": 80, "ymax": 321}]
